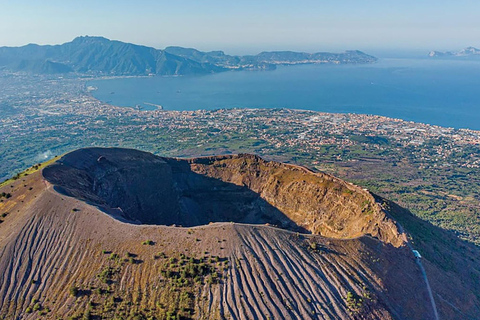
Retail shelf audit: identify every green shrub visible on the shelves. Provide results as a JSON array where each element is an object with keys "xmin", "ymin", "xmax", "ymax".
[
  {"xmin": 70, "ymin": 286, "xmax": 79, "ymax": 297},
  {"xmin": 109, "ymin": 253, "xmax": 119, "ymax": 260}
]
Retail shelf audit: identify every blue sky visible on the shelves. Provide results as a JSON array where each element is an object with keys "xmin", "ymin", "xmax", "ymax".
[{"xmin": 0, "ymin": 1, "xmax": 478, "ymax": 54}]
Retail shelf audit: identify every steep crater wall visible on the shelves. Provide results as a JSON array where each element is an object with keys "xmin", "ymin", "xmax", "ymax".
[{"xmin": 43, "ymin": 148, "xmax": 403, "ymax": 245}]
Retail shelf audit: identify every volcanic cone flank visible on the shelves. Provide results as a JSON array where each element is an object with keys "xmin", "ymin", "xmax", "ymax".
[{"xmin": 0, "ymin": 147, "xmax": 478, "ymax": 320}]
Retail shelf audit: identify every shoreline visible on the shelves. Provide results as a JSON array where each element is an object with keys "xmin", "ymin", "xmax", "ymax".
[{"xmin": 85, "ymin": 59, "xmax": 480, "ymax": 131}]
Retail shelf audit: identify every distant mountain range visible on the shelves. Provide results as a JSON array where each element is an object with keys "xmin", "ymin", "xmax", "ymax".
[
  {"xmin": 0, "ymin": 36, "xmax": 377, "ymax": 76},
  {"xmin": 428, "ymin": 46, "xmax": 480, "ymax": 58}
]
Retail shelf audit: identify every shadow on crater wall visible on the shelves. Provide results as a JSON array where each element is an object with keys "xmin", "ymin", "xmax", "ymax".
[{"xmin": 43, "ymin": 148, "xmax": 308, "ymax": 233}]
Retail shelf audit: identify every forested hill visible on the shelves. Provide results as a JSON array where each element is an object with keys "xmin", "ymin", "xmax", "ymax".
[{"xmin": 0, "ymin": 36, "xmax": 377, "ymax": 76}]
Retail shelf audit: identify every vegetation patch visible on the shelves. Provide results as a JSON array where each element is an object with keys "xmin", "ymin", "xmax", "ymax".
[{"xmin": 1, "ymin": 156, "xmax": 60, "ymax": 188}]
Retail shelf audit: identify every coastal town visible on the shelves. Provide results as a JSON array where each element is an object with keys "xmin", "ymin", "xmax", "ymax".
[{"xmin": 1, "ymin": 73, "xmax": 480, "ymax": 244}]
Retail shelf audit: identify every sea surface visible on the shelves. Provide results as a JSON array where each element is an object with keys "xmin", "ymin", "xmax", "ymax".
[{"xmin": 89, "ymin": 58, "xmax": 480, "ymax": 130}]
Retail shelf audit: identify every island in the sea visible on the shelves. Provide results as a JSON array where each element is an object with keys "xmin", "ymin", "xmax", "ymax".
[
  {"xmin": 0, "ymin": 36, "xmax": 377, "ymax": 76},
  {"xmin": 428, "ymin": 46, "xmax": 480, "ymax": 58}
]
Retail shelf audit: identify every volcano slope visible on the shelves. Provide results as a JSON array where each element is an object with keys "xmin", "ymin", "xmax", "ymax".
[{"xmin": 0, "ymin": 148, "xmax": 479, "ymax": 320}]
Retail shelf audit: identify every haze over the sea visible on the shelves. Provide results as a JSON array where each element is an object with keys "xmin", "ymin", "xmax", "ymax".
[{"xmin": 1, "ymin": 1, "xmax": 479, "ymax": 54}]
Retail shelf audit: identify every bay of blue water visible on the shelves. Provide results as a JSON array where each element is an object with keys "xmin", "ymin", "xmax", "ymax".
[{"xmin": 89, "ymin": 58, "xmax": 480, "ymax": 130}]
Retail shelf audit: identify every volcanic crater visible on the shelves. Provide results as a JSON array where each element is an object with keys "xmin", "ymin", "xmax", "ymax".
[{"xmin": 43, "ymin": 147, "xmax": 402, "ymax": 244}]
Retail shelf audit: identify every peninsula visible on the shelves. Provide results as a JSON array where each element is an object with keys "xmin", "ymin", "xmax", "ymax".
[{"xmin": 0, "ymin": 36, "xmax": 377, "ymax": 76}]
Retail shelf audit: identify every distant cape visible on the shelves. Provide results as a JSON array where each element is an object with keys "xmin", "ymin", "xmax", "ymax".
[
  {"xmin": 0, "ymin": 36, "xmax": 377, "ymax": 76},
  {"xmin": 428, "ymin": 47, "xmax": 480, "ymax": 59}
]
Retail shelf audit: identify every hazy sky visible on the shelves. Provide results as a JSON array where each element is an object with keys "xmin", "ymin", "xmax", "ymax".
[{"xmin": 0, "ymin": 0, "xmax": 478, "ymax": 54}]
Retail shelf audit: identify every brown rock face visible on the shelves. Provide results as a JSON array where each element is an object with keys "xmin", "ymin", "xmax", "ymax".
[{"xmin": 43, "ymin": 148, "xmax": 404, "ymax": 246}]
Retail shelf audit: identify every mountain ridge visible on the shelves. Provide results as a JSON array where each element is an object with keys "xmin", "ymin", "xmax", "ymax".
[{"xmin": 0, "ymin": 36, "xmax": 377, "ymax": 76}]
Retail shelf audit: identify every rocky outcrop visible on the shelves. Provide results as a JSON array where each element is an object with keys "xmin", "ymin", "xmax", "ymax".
[{"xmin": 183, "ymin": 154, "xmax": 404, "ymax": 246}]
